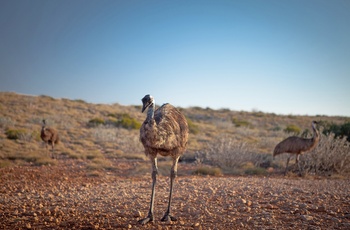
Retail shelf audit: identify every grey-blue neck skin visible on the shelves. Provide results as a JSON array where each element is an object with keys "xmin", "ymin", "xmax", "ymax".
[
  {"xmin": 146, "ymin": 99, "xmax": 155, "ymax": 121},
  {"xmin": 312, "ymin": 122, "xmax": 319, "ymax": 140}
]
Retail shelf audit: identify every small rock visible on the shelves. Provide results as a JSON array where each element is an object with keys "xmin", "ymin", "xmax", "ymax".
[
  {"xmin": 133, "ymin": 211, "xmax": 142, "ymax": 218},
  {"xmin": 236, "ymin": 198, "xmax": 246, "ymax": 206},
  {"xmin": 316, "ymin": 205, "xmax": 326, "ymax": 212},
  {"xmin": 293, "ymin": 188, "xmax": 303, "ymax": 193},
  {"xmin": 246, "ymin": 200, "xmax": 252, "ymax": 206},
  {"xmin": 331, "ymin": 217, "xmax": 340, "ymax": 223},
  {"xmin": 300, "ymin": 215, "xmax": 313, "ymax": 221}
]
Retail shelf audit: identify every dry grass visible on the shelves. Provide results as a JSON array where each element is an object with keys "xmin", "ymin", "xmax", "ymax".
[
  {"xmin": 299, "ymin": 133, "xmax": 350, "ymax": 175},
  {"xmin": 192, "ymin": 165, "xmax": 223, "ymax": 176},
  {"xmin": 0, "ymin": 92, "xmax": 349, "ymax": 177}
]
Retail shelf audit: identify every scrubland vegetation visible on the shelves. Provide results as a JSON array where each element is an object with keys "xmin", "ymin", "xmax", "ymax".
[
  {"xmin": 0, "ymin": 92, "xmax": 349, "ymax": 177},
  {"xmin": 1, "ymin": 92, "xmax": 350, "ymax": 229}
]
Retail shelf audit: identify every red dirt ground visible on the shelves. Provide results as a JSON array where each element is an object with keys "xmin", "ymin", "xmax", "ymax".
[{"xmin": 1, "ymin": 159, "xmax": 349, "ymax": 229}]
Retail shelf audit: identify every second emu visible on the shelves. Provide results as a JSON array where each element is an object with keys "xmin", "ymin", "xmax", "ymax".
[
  {"xmin": 273, "ymin": 120, "xmax": 320, "ymax": 175},
  {"xmin": 41, "ymin": 119, "xmax": 59, "ymax": 158}
]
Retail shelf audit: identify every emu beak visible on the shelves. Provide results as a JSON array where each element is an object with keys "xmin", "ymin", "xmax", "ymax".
[{"xmin": 141, "ymin": 101, "xmax": 151, "ymax": 113}]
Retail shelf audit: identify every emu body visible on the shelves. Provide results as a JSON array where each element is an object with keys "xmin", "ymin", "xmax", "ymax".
[
  {"xmin": 139, "ymin": 95, "xmax": 188, "ymax": 224},
  {"xmin": 41, "ymin": 119, "xmax": 59, "ymax": 158},
  {"xmin": 273, "ymin": 121, "xmax": 319, "ymax": 175}
]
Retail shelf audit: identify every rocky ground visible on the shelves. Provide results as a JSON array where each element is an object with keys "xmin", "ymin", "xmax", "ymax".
[{"xmin": 0, "ymin": 159, "xmax": 349, "ymax": 230}]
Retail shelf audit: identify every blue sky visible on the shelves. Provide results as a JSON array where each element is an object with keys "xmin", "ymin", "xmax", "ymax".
[{"xmin": 1, "ymin": 0, "xmax": 349, "ymax": 116}]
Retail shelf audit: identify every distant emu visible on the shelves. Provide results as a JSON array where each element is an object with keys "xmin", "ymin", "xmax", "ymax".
[
  {"xmin": 139, "ymin": 95, "xmax": 189, "ymax": 225},
  {"xmin": 41, "ymin": 119, "xmax": 59, "ymax": 158},
  {"xmin": 273, "ymin": 121, "xmax": 320, "ymax": 175}
]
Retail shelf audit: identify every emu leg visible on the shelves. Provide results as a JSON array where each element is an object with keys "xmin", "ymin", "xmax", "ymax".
[
  {"xmin": 139, "ymin": 157, "xmax": 158, "ymax": 225},
  {"xmin": 161, "ymin": 157, "xmax": 179, "ymax": 222},
  {"xmin": 284, "ymin": 155, "xmax": 292, "ymax": 175},
  {"xmin": 296, "ymin": 154, "xmax": 302, "ymax": 176},
  {"xmin": 51, "ymin": 143, "xmax": 55, "ymax": 159}
]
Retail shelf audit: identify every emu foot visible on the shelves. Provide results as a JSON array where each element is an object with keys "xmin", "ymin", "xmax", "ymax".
[
  {"xmin": 138, "ymin": 215, "xmax": 153, "ymax": 225},
  {"xmin": 161, "ymin": 214, "xmax": 177, "ymax": 222}
]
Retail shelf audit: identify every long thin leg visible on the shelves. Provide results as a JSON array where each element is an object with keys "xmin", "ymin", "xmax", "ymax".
[
  {"xmin": 284, "ymin": 155, "xmax": 292, "ymax": 175},
  {"xmin": 161, "ymin": 156, "xmax": 179, "ymax": 222},
  {"xmin": 51, "ymin": 143, "xmax": 55, "ymax": 159},
  {"xmin": 44, "ymin": 142, "xmax": 49, "ymax": 156},
  {"xmin": 296, "ymin": 154, "xmax": 302, "ymax": 176},
  {"xmin": 139, "ymin": 157, "xmax": 158, "ymax": 225}
]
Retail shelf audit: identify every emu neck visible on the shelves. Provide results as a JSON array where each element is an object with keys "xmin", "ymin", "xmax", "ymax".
[
  {"xmin": 146, "ymin": 103, "xmax": 155, "ymax": 122},
  {"xmin": 312, "ymin": 124, "xmax": 319, "ymax": 142}
]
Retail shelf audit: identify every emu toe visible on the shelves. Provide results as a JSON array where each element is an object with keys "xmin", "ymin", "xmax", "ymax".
[
  {"xmin": 138, "ymin": 215, "xmax": 153, "ymax": 225},
  {"xmin": 161, "ymin": 214, "xmax": 177, "ymax": 222}
]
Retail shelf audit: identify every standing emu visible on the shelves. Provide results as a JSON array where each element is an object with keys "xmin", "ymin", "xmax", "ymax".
[
  {"xmin": 273, "ymin": 121, "xmax": 320, "ymax": 175},
  {"xmin": 41, "ymin": 119, "xmax": 59, "ymax": 158},
  {"xmin": 139, "ymin": 94, "xmax": 189, "ymax": 225}
]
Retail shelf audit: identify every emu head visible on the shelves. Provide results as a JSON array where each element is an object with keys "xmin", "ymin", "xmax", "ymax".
[
  {"xmin": 42, "ymin": 119, "xmax": 47, "ymax": 130},
  {"xmin": 312, "ymin": 120, "xmax": 318, "ymax": 128},
  {"xmin": 141, "ymin": 94, "xmax": 155, "ymax": 113}
]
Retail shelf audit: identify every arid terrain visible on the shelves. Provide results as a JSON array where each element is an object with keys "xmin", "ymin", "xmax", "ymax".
[
  {"xmin": 1, "ymin": 92, "xmax": 350, "ymax": 229},
  {"xmin": 1, "ymin": 158, "xmax": 349, "ymax": 230}
]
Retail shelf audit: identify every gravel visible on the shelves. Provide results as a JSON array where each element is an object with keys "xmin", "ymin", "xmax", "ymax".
[{"xmin": 1, "ymin": 160, "xmax": 349, "ymax": 229}]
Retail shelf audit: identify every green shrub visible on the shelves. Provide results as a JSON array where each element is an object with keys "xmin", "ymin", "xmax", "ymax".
[
  {"xmin": 284, "ymin": 124, "xmax": 301, "ymax": 134},
  {"xmin": 5, "ymin": 129, "xmax": 27, "ymax": 140},
  {"xmin": 88, "ymin": 118, "xmax": 105, "ymax": 127},
  {"xmin": 74, "ymin": 99, "xmax": 87, "ymax": 103},
  {"xmin": 321, "ymin": 121, "xmax": 350, "ymax": 142},
  {"xmin": 232, "ymin": 118, "xmax": 250, "ymax": 127},
  {"xmin": 114, "ymin": 113, "xmax": 141, "ymax": 130},
  {"xmin": 187, "ymin": 117, "xmax": 199, "ymax": 134}
]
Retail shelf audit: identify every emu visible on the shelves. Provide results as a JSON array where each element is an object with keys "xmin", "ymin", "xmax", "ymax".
[
  {"xmin": 273, "ymin": 121, "xmax": 320, "ymax": 175},
  {"xmin": 41, "ymin": 119, "xmax": 59, "ymax": 158},
  {"xmin": 139, "ymin": 95, "xmax": 189, "ymax": 225}
]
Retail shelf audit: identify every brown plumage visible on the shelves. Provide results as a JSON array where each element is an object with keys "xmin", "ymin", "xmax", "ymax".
[
  {"xmin": 139, "ymin": 94, "xmax": 189, "ymax": 225},
  {"xmin": 41, "ymin": 119, "xmax": 59, "ymax": 158},
  {"xmin": 273, "ymin": 121, "xmax": 320, "ymax": 175}
]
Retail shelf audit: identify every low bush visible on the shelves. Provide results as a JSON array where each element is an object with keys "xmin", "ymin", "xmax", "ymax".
[
  {"xmin": 187, "ymin": 117, "xmax": 199, "ymax": 134},
  {"xmin": 192, "ymin": 166, "xmax": 223, "ymax": 176},
  {"xmin": 284, "ymin": 124, "xmax": 301, "ymax": 134},
  {"xmin": 299, "ymin": 133, "xmax": 350, "ymax": 176},
  {"xmin": 198, "ymin": 135, "xmax": 270, "ymax": 171},
  {"xmin": 88, "ymin": 118, "xmax": 105, "ymax": 127},
  {"xmin": 244, "ymin": 167, "xmax": 267, "ymax": 175},
  {"xmin": 232, "ymin": 118, "xmax": 250, "ymax": 127},
  {"xmin": 321, "ymin": 121, "xmax": 350, "ymax": 142},
  {"xmin": 110, "ymin": 113, "xmax": 141, "ymax": 130},
  {"xmin": 5, "ymin": 128, "xmax": 31, "ymax": 141},
  {"xmin": 118, "ymin": 114, "xmax": 141, "ymax": 129}
]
